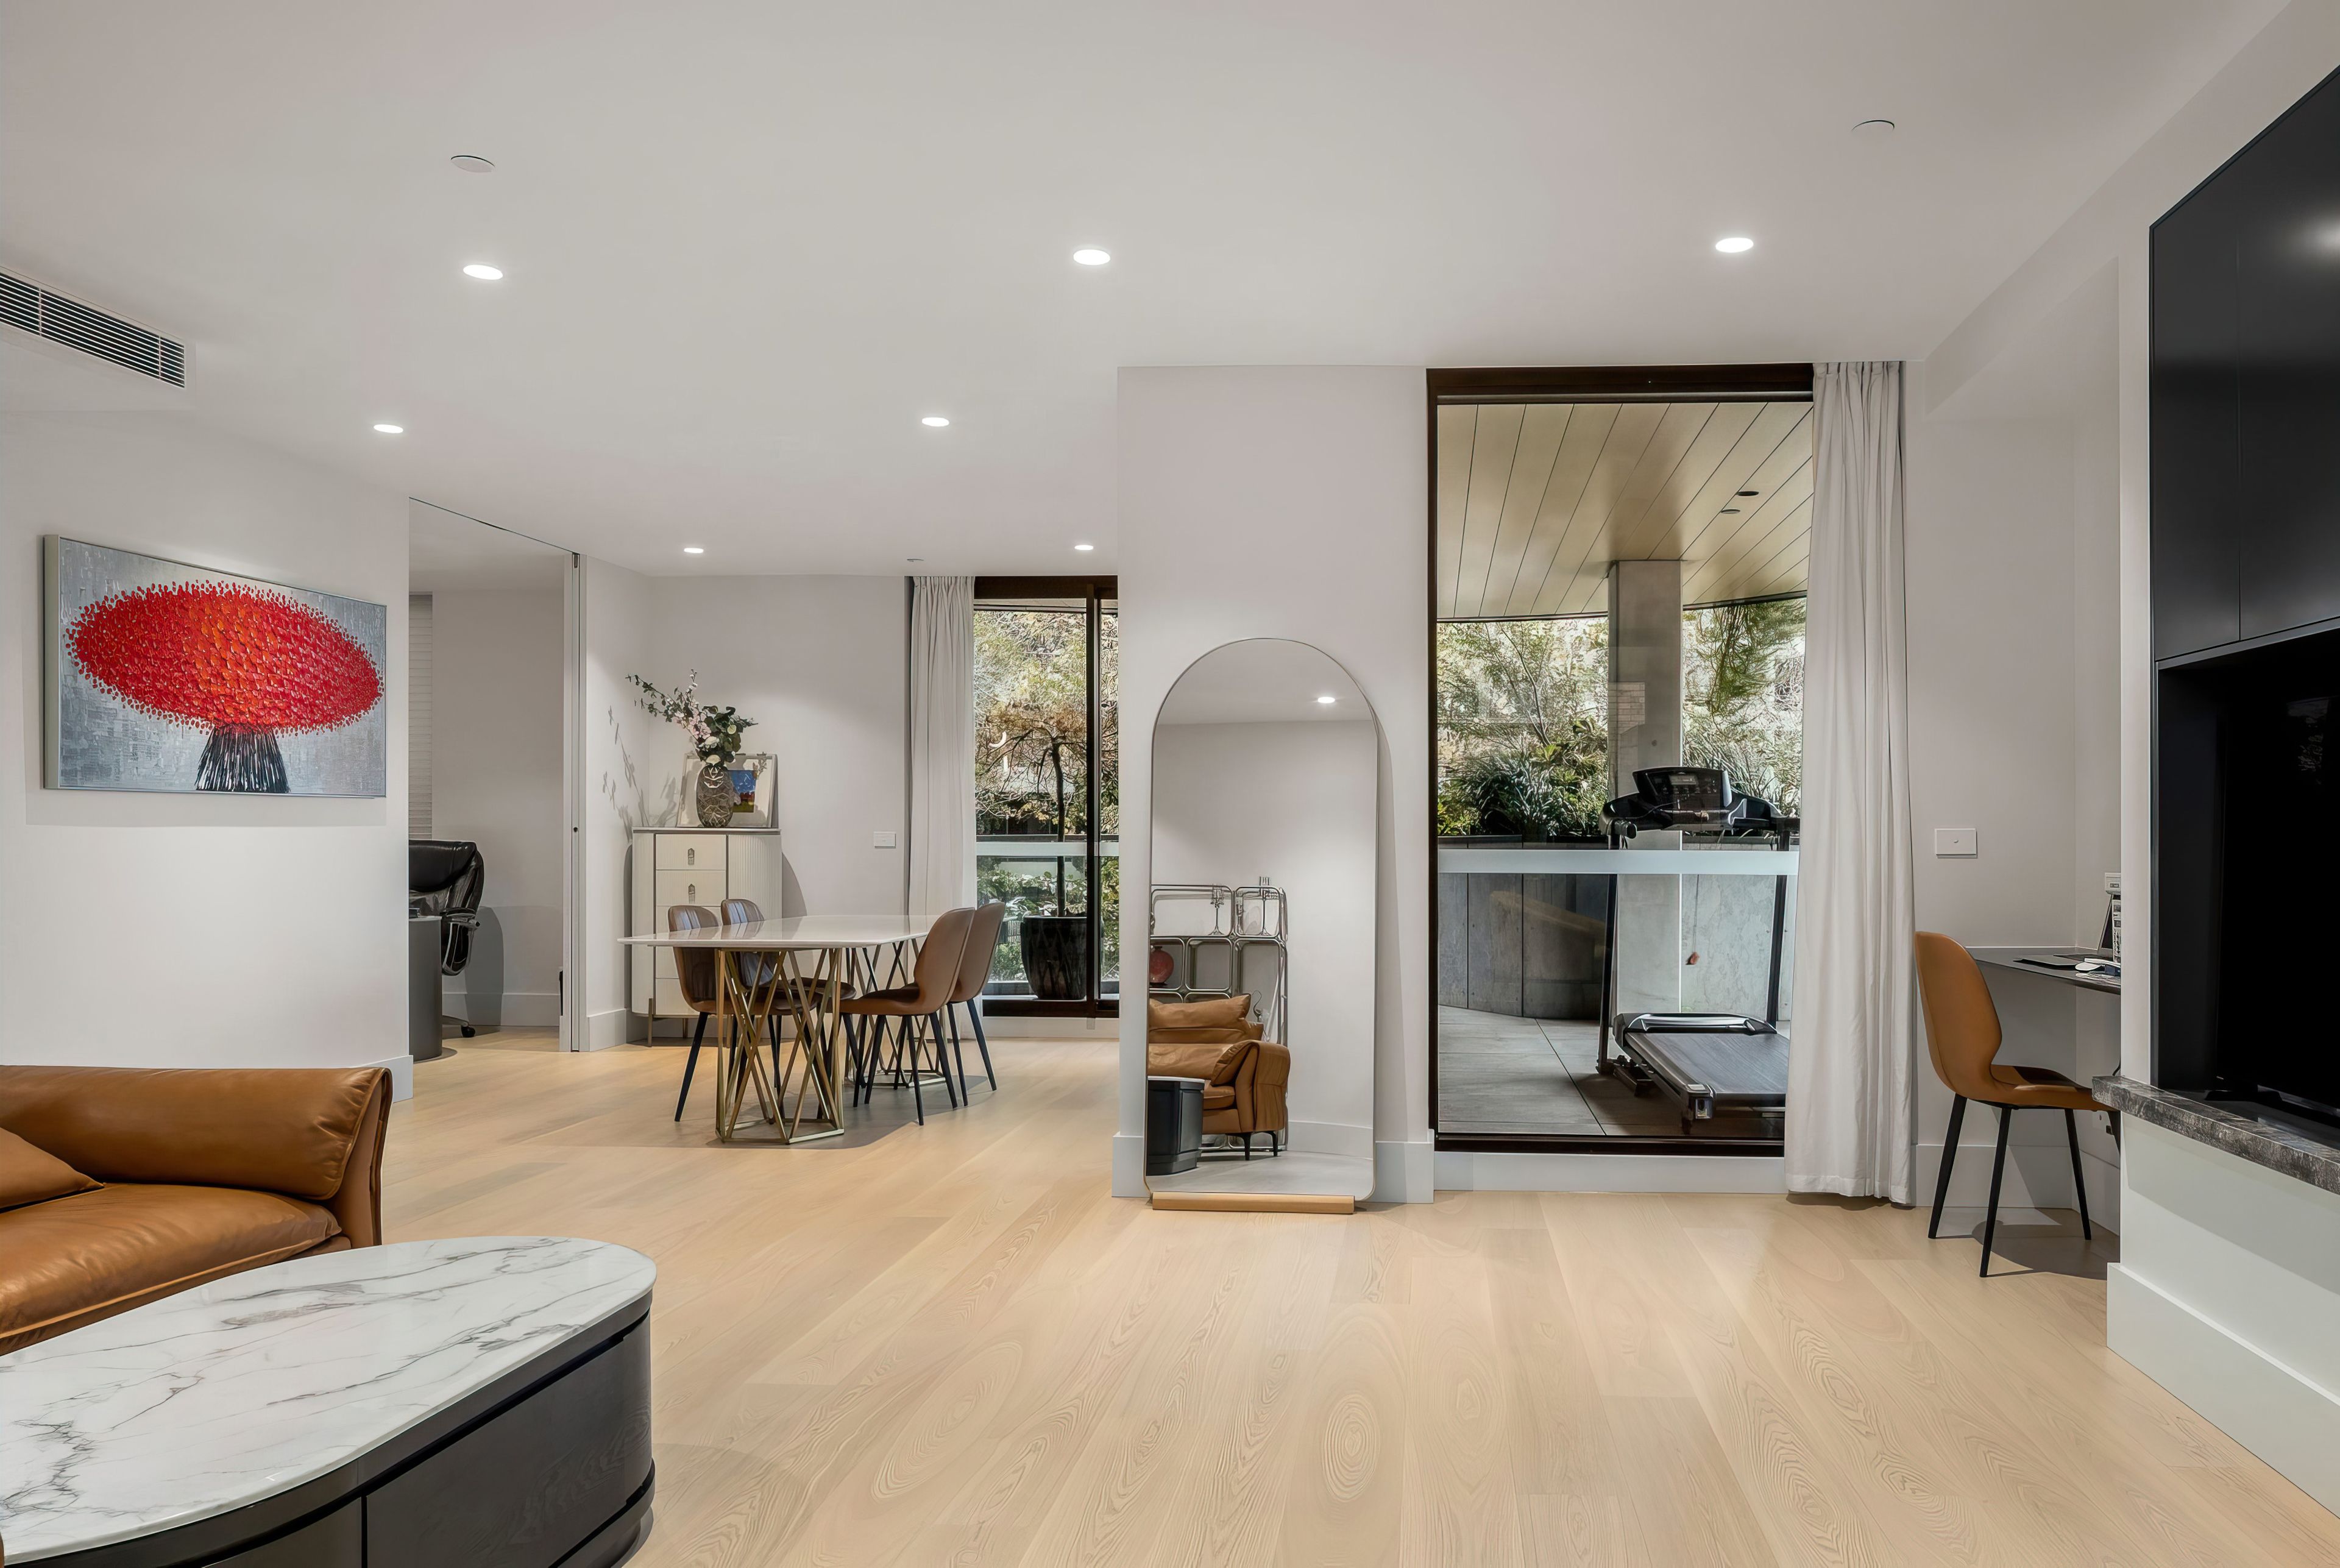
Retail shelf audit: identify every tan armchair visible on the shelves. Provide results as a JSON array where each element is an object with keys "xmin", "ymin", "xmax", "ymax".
[{"xmin": 1146, "ymin": 995, "xmax": 1290, "ymax": 1154}]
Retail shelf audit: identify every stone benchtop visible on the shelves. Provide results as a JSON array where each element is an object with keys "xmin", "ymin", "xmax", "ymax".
[{"xmin": 2094, "ymin": 1074, "xmax": 2340, "ymax": 1198}]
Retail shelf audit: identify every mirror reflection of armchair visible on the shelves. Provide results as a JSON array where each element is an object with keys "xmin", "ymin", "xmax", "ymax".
[{"xmin": 1146, "ymin": 995, "xmax": 1289, "ymax": 1155}]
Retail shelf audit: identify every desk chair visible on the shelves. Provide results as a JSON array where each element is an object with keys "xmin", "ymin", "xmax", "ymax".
[
  {"xmin": 1915, "ymin": 931, "xmax": 2118, "ymax": 1276},
  {"xmin": 941, "ymin": 902, "xmax": 1007, "ymax": 1098},
  {"xmin": 408, "ymin": 839, "xmax": 484, "ymax": 1037},
  {"xmin": 840, "ymin": 907, "xmax": 974, "ymax": 1125}
]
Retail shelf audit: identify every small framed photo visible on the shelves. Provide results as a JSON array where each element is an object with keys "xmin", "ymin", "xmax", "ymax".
[{"xmin": 729, "ymin": 753, "xmax": 775, "ymax": 828}]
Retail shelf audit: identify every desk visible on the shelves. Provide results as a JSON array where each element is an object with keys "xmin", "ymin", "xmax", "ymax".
[
  {"xmin": 1970, "ymin": 945, "xmax": 2121, "ymax": 996},
  {"xmin": 621, "ymin": 916, "xmax": 927, "ymax": 1142}
]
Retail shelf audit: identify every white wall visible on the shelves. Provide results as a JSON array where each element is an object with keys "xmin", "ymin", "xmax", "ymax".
[
  {"xmin": 577, "ymin": 568, "xmax": 907, "ymax": 1045},
  {"xmin": 1904, "ymin": 332, "xmax": 2125, "ymax": 1222},
  {"xmin": 637, "ymin": 575, "xmax": 907, "ymax": 917},
  {"xmin": 0, "ymin": 411, "xmax": 410, "ymax": 1089},
  {"xmin": 1116, "ymin": 366, "xmax": 1432, "ymax": 1201},
  {"xmin": 1152, "ymin": 718, "xmax": 1378, "ymax": 1155},
  {"xmin": 1913, "ymin": 0, "xmax": 2340, "ymax": 1510},
  {"xmin": 428, "ymin": 583, "xmax": 566, "ymax": 1028},
  {"xmin": 580, "ymin": 556, "xmax": 663, "ymax": 1049}
]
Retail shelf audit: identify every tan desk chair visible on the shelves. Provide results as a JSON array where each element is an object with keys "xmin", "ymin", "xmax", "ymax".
[
  {"xmin": 1915, "ymin": 931, "xmax": 2117, "ymax": 1276},
  {"xmin": 941, "ymin": 902, "xmax": 1008, "ymax": 1098},
  {"xmin": 840, "ymin": 907, "xmax": 975, "ymax": 1124}
]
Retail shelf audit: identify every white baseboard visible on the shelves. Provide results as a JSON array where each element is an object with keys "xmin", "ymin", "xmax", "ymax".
[
  {"xmin": 1435, "ymin": 1149, "xmax": 1785, "ymax": 1194},
  {"xmin": 1916, "ymin": 1137, "xmax": 2121, "ymax": 1232},
  {"xmin": 983, "ymin": 1013, "xmax": 1116, "ymax": 1038},
  {"xmin": 1375, "ymin": 1138, "xmax": 1434, "ymax": 1204},
  {"xmin": 2109, "ymin": 1261, "xmax": 2340, "ymax": 1513},
  {"xmin": 444, "ymin": 990, "xmax": 562, "ymax": 1028},
  {"xmin": 1110, "ymin": 1131, "xmax": 1147, "ymax": 1198},
  {"xmin": 363, "ymin": 1054, "xmax": 414, "ymax": 1102},
  {"xmin": 585, "ymin": 1007, "xmax": 639, "ymax": 1052},
  {"xmin": 1289, "ymin": 1119, "xmax": 1372, "ymax": 1160}
]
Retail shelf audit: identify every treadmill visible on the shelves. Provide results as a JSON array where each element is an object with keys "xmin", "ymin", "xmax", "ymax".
[{"xmin": 1596, "ymin": 767, "xmax": 1797, "ymax": 1139}]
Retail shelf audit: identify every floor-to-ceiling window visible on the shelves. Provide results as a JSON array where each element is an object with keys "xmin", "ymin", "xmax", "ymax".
[
  {"xmin": 972, "ymin": 577, "xmax": 1118, "ymax": 1016},
  {"xmin": 1429, "ymin": 366, "xmax": 1811, "ymax": 1148}
]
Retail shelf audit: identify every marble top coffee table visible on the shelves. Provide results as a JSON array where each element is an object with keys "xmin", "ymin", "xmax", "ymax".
[{"xmin": 0, "ymin": 1236, "xmax": 656, "ymax": 1568}]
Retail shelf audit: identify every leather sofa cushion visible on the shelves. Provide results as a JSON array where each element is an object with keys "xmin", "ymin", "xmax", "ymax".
[
  {"xmin": 0, "ymin": 1066, "xmax": 382, "ymax": 1200},
  {"xmin": 1200, "ymin": 1084, "xmax": 1236, "ymax": 1112},
  {"xmin": 1148, "ymin": 995, "xmax": 1251, "ymax": 1031},
  {"xmin": 0, "ymin": 1127, "xmax": 101, "ymax": 1213},
  {"xmin": 1147, "ymin": 1041, "xmax": 1252, "ymax": 1085},
  {"xmin": 0, "ymin": 1183, "xmax": 338, "ymax": 1351}
]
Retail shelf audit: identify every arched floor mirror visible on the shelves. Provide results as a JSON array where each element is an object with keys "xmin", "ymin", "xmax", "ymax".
[{"xmin": 1144, "ymin": 639, "xmax": 1378, "ymax": 1210}]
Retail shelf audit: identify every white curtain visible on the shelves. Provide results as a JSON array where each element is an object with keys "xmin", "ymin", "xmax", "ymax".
[
  {"xmin": 1787, "ymin": 362, "xmax": 1916, "ymax": 1203},
  {"xmin": 907, "ymin": 576, "xmax": 977, "ymax": 920}
]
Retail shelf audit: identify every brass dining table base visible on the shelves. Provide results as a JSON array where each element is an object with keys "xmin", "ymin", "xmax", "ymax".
[{"xmin": 707, "ymin": 938, "xmax": 918, "ymax": 1143}]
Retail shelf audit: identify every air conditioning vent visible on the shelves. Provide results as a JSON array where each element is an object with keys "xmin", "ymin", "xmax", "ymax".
[{"xmin": 0, "ymin": 271, "xmax": 185, "ymax": 387}]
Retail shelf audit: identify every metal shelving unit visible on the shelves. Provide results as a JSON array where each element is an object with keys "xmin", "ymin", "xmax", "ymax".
[{"xmin": 1147, "ymin": 882, "xmax": 1288, "ymax": 1042}]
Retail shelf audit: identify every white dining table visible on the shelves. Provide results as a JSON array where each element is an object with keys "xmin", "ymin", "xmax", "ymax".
[{"xmin": 620, "ymin": 915, "xmax": 929, "ymax": 1142}]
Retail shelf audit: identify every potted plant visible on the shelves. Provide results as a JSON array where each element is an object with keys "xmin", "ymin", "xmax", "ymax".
[{"xmin": 629, "ymin": 672, "xmax": 756, "ymax": 827}]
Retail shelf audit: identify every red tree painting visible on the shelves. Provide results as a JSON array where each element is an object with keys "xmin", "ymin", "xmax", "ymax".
[{"xmin": 66, "ymin": 581, "xmax": 383, "ymax": 793}]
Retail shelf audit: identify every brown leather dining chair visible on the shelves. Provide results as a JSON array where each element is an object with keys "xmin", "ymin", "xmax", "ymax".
[
  {"xmin": 840, "ymin": 906, "xmax": 974, "ymax": 1125},
  {"xmin": 1914, "ymin": 931, "xmax": 2118, "ymax": 1276},
  {"xmin": 668, "ymin": 904, "xmax": 736, "ymax": 1121},
  {"xmin": 941, "ymin": 901, "xmax": 1008, "ymax": 1098}
]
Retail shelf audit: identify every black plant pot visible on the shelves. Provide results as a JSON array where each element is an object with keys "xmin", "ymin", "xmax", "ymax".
[{"xmin": 1018, "ymin": 915, "xmax": 1088, "ymax": 1000}]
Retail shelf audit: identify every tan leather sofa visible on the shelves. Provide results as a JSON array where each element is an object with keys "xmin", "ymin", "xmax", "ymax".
[
  {"xmin": 0, "ymin": 1065, "xmax": 391, "ymax": 1356},
  {"xmin": 1146, "ymin": 995, "xmax": 1289, "ymax": 1148}
]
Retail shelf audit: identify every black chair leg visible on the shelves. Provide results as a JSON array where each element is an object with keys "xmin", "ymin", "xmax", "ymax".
[
  {"xmin": 946, "ymin": 1006, "xmax": 970, "ymax": 1102},
  {"xmin": 966, "ymin": 1001, "xmax": 997, "ymax": 1090},
  {"xmin": 675, "ymin": 1012, "xmax": 710, "ymax": 1121},
  {"xmin": 933, "ymin": 1015, "xmax": 960, "ymax": 1107},
  {"xmin": 2065, "ymin": 1107, "xmax": 2093, "ymax": 1241},
  {"xmin": 1243, "ymin": 1132, "xmax": 1252, "ymax": 1160},
  {"xmin": 908, "ymin": 1022, "xmax": 926, "ymax": 1125},
  {"xmin": 1980, "ymin": 1105, "xmax": 2012, "ymax": 1278},
  {"xmin": 1928, "ymin": 1095, "xmax": 1966, "ymax": 1240}
]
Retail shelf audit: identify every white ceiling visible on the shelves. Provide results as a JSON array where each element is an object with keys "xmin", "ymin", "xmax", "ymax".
[
  {"xmin": 409, "ymin": 500, "xmax": 570, "ymax": 594},
  {"xmin": 1, "ymin": 2, "xmax": 2283, "ymax": 576},
  {"xmin": 1158, "ymin": 639, "xmax": 1369, "ymax": 727}
]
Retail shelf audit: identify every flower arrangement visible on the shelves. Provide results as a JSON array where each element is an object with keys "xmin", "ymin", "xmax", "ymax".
[{"xmin": 628, "ymin": 672, "xmax": 754, "ymax": 767}]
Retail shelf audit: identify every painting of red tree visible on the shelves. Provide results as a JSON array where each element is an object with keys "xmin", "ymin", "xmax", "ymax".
[{"xmin": 46, "ymin": 538, "xmax": 388, "ymax": 796}]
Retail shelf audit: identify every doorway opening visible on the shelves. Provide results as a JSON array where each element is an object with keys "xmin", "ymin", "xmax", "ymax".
[
  {"xmin": 1428, "ymin": 365, "xmax": 1811, "ymax": 1152},
  {"xmin": 408, "ymin": 500, "xmax": 581, "ymax": 1055}
]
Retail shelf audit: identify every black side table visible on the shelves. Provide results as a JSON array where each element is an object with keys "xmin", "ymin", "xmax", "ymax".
[{"xmin": 1146, "ymin": 1076, "xmax": 1206, "ymax": 1176}]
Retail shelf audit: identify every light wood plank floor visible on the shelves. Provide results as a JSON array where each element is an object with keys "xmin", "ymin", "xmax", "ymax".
[{"xmin": 384, "ymin": 1038, "xmax": 2340, "ymax": 1567}]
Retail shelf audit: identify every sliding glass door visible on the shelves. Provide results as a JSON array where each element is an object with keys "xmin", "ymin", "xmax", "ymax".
[{"xmin": 972, "ymin": 576, "xmax": 1118, "ymax": 1016}]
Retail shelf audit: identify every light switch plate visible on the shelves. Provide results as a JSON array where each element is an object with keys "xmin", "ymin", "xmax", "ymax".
[
  {"xmin": 872, "ymin": 829, "xmax": 896, "ymax": 849},
  {"xmin": 1934, "ymin": 827, "xmax": 1977, "ymax": 857}
]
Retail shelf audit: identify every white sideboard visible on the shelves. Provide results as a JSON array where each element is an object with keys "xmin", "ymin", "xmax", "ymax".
[{"xmin": 628, "ymin": 827, "xmax": 783, "ymax": 1036}]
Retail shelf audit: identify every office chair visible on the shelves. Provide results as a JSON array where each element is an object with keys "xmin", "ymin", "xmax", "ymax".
[{"xmin": 408, "ymin": 840, "xmax": 484, "ymax": 1038}]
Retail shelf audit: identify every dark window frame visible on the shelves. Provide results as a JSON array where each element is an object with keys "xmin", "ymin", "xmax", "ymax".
[
  {"xmin": 1426, "ymin": 364, "xmax": 1812, "ymax": 1154},
  {"xmin": 973, "ymin": 575, "xmax": 1119, "ymax": 1020}
]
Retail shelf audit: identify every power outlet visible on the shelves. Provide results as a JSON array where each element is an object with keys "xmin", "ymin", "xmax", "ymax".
[{"xmin": 1934, "ymin": 827, "xmax": 1978, "ymax": 858}]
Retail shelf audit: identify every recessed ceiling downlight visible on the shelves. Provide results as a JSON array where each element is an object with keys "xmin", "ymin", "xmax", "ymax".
[
  {"xmin": 1715, "ymin": 236, "xmax": 1754, "ymax": 254},
  {"xmin": 1073, "ymin": 542, "xmax": 1095, "ymax": 552},
  {"xmin": 1316, "ymin": 695, "xmax": 1337, "ymax": 705},
  {"xmin": 449, "ymin": 155, "xmax": 497, "ymax": 173},
  {"xmin": 921, "ymin": 415, "xmax": 951, "ymax": 427},
  {"xmin": 372, "ymin": 423, "xmax": 404, "ymax": 434},
  {"xmin": 682, "ymin": 546, "xmax": 704, "ymax": 555},
  {"xmin": 462, "ymin": 263, "xmax": 504, "ymax": 280},
  {"xmin": 1072, "ymin": 248, "xmax": 1110, "ymax": 266}
]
